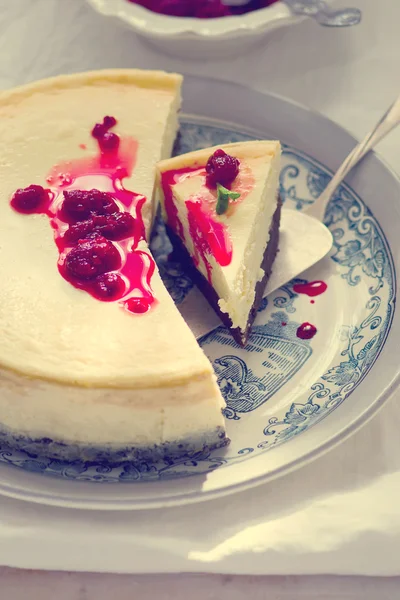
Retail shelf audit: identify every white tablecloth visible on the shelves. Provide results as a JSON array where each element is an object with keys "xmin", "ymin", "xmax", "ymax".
[{"xmin": 0, "ymin": 0, "xmax": 399, "ymax": 596}]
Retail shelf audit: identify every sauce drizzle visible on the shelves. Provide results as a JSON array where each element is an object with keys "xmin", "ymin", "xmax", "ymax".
[
  {"xmin": 160, "ymin": 162, "xmax": 254, "ymax": 283},
  {"xmin": 11, "ymin": 119, "xmax": 156, "ymax": 314}
]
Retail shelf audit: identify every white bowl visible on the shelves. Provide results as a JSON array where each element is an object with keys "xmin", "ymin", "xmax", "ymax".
[{"xmin": 86, "ymin": 0, "xmax": 302, "ymax": 59}]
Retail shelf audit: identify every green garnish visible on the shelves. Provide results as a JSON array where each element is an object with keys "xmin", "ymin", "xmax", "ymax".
[{"xmin": 216, "ymin": 183, "xmax": 241, "ymax": 215}]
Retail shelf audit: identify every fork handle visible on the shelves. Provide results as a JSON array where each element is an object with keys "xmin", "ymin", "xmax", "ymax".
[{"xmin": 307, "ymin": 94, "xmax": 400, "ymax": 222}]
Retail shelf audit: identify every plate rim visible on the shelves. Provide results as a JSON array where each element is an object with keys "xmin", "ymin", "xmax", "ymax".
[{"xmin": 0, "ymin": 76, "xmax": 398, "ymax": 510}]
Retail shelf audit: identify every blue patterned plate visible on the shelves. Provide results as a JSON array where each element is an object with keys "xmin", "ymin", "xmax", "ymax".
[{"xmin": 0, "ymin": 77, "xmax": 398, "ymax": 510}]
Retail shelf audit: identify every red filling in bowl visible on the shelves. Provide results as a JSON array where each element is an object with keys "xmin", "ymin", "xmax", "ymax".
[{"xmin": 127, "ymin": 0, "xmax": 279, "ymax": 18}]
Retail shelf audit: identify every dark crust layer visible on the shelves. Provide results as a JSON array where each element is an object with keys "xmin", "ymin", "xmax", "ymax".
[
  {"xmin": 0, "ymin": 426, "xmax": 229, "ymax": 467},
  {"xmin": 167, "ymin": 196, "xmax": 282, "ymax": 347}
]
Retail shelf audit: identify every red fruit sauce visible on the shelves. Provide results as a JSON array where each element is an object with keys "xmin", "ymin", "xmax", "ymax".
[
  {"xmin": 186, "ymin": 198, "xmax": 232, "ymax": 282},
  {"xmin": 293, "ymin": 280, "xmax": 328, "ymax": 298},
  {"xmin": 10, "ymin": 116, "xmax": 156, "ymax": 314},
  {"xmin": 292, "ymin": 281, "xmax": 325, "ymax": 339},
  {"xmin": 296, "ymin": 322, "xmax": 317, "ymax": 340},
  {"xmin": 127, "ymin": 0, "xmax": 279, "ymax": 18}
]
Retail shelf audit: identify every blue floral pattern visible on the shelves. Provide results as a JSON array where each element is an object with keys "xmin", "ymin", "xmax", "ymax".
[
  {"xmin": 261, "ymin": 297, "xmax": 385, "ymax": 445},
  {"xmin": 329, "ymin": 190, "xmax": 387, "ymax": 292},
  {"xmin": 0, "ymin": 120, "xmax": 395, "ymax": 482},
  {"xmin": 202, "ymin": 311, "xmax": 313, "ymax": 421}
]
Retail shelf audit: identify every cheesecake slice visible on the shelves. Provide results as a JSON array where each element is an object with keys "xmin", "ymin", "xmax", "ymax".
[
  {"xmin": 0, "ymin": 70, "xmax": 228, "ymax": 466},
  {"xmin": 157, "ymin": 141, "xmax": 282, "ymax": 346}
]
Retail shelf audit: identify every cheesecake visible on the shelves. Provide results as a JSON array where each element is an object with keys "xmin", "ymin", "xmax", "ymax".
[
  {"xmin": 0, "ymin": 70, "xmax": 228, "ymax": 466},
  {"xmin": 157, "ymin": 141, "xmax": 282, "ymax": 346}
]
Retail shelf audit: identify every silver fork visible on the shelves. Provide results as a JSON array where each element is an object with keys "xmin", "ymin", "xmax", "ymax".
[{"xmin": 222, "ymin": 0, "xmax": 361, "ymax": 27}]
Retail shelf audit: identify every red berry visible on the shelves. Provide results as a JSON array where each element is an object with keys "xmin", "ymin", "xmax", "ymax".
[
  {"xmin": 99, "ymin": 132, "xmax": 120, "ymax": 152},
  {"xmin": 92, "ymin": 123, "xmax": 106, "ymax": 140},
  {"xmin": 103, "ymin": 115, "xmax": 117, "ymax": 129},
  {"xmin": 150, "ymin": 0, "xmax": 192, "ymax": 16},
  {"xmin": 195, "ymin": 0, "xmax": 231, "ymax": 18},
  {"xmin": 63, "ymin": 219, "xmax": 96, "ymax": 244},
  {"xmin": 11, "ymin": 185, "xmax": 49, "ymax": 213},
  {"xmin": 95, "ymin": 212, "xmax": 135, "ymax": 240},
  {"xmin": 92, "ymin": 116, "xmax": 117, "ymax": 141},
  {"xmin": 91, "ymin": 272, "xmax": 125, "ymax": 300},
  {"xmin": 205, "ymin": 149, "xmax": 240, "ymax": 187},
  {"xmin": 61, "ymin": 189, "xmax": 119, "ymax": 223},
  {"xmin": 64, "ymin": 212, "xmax": 135, "ymax": 243},
  {"xmin": 64, "ymin": 236, "xmax": 121, "ymax": 281}
]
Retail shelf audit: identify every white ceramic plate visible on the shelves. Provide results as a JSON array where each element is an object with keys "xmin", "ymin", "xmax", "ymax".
[{"xmin": 0, "ymin": 76, "xmax": 398, "ymax": 510}]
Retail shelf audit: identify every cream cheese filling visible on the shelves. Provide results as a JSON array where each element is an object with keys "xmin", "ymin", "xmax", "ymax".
[{"xmin": 0, "ymin": 365, "xmax": 225, "ymax": 446}]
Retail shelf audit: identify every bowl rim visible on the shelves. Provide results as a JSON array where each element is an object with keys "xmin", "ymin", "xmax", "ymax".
[{"xmin": 86, "ymin": 0, "xmax": 296, "ymax": 39}]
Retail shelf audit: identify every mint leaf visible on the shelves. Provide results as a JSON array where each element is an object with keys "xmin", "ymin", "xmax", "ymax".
[
  {"xmin": 216, "ymin": 188, "xmax": 229, "ymax": 215},
  {"xmin": 216, "ymin": 184, "xmax": 241, "ymax": 215}
]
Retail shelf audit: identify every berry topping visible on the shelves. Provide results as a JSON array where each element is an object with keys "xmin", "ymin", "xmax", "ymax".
[
  {"xmin": 63, "ymin": 219, "xmax": 95, "ymax": 243},
  {"xmin": 195, "ymin": 0, "xmax": 230, "ymax": 18},
  {"xmin": 61, "ymin": 189, "xmax": 119, "ymax": 223},
  {"xmin": 64, "ymin": 236, "xmax": 121, "ymax": 281},
  {"xmin": 11, "ymin": 185, "xmax": 49, "ymax": 213},
  {"xmin": 64, "ymin": 212, "xmax": 135, "ymax": 243},
  {"xmin": 103, "ymin": 115, "xmax": 117, "ymax": 129},
  {"xmin": 91, "ymin": 272, "xmax": 125, "ymax": 300},
  {"xmin": 92, "ymin": 115, "xmax": 119, "ymax": 151},
  {"xmin": 93, "ymin": 212, "xmax": 135, "ymax": 240},
  {"xmin": 127, "ymin": 0, "xmax": 279, "ymax": 18},
  {"xmin": 206, "ymin": 149, "xmax": 240, "ymax": 188},
  {"xmin": 10, "ymin": 116, "xmax": 157, "ymax": 315},
  {"xmin": 151, "ymin": 0, "xmax": 191, "ymax": 16},
  {"xmin": 99, "ymin": 132, "xmax": 120, "ymax": 152},
  {"xmin": 91, "ymin": 123, "xmax": 106, "ymax": 140}
]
